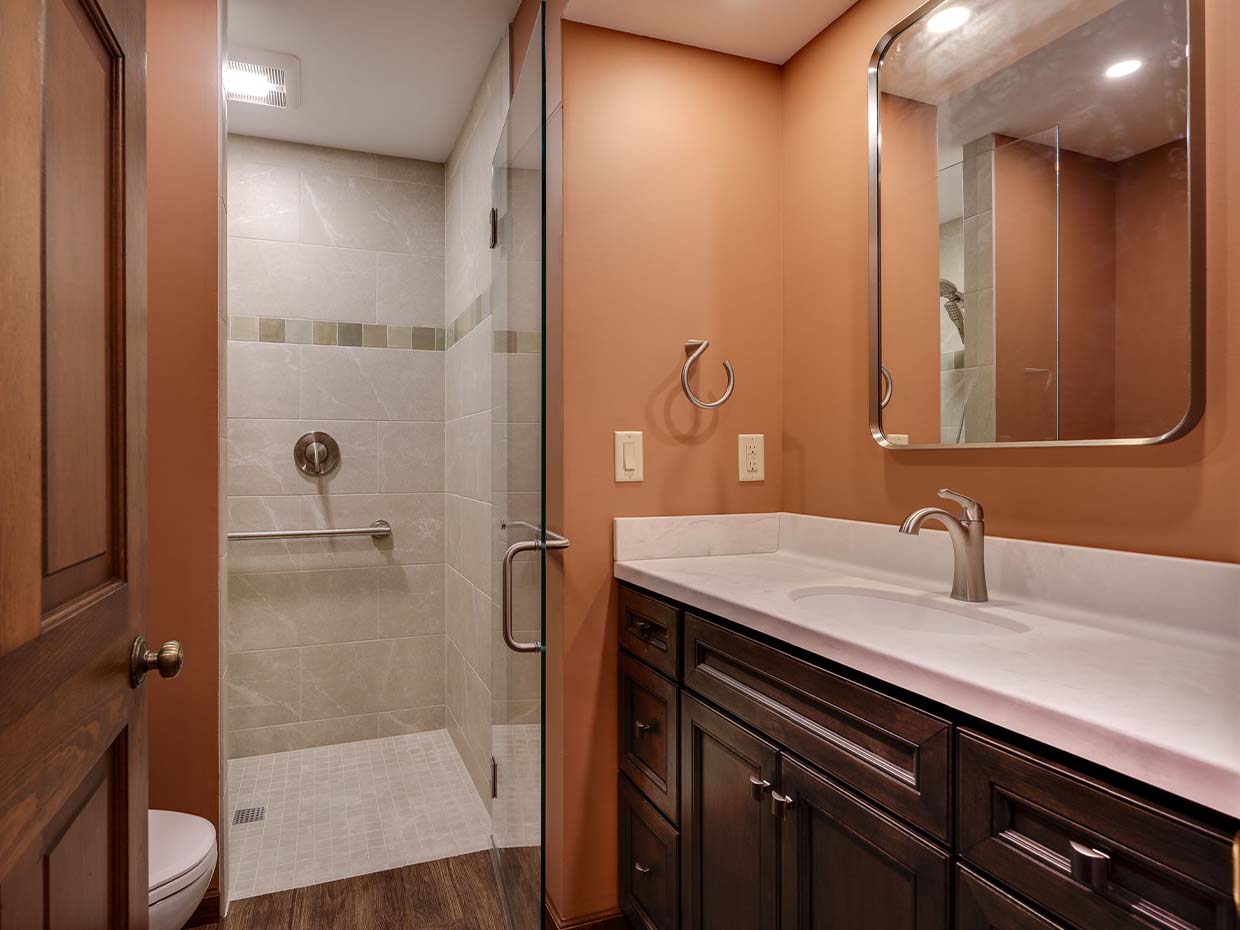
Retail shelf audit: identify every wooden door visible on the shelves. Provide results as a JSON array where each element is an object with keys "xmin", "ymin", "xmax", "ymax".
[
  {"xmin": 0, "ymin": 0, "xmax": 149, "ymax": 926},
  {"xmin": 778, "ymin": 756, "xmax": 949, "ymax": 930},
  {"xmin": 680, "ymin": 695, "xmax": 779, "ymax": 930}
]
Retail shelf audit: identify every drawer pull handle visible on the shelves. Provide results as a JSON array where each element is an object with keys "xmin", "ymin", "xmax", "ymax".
[
  {"xmin": 634, "ymin": 619, "xmax": 654, "ymax": 639},
  {"xmin": 771, "ymin": 791, "xmax": 794, "ymax": 819},
  {"xmin": 634, "ymin": 720, "xmax": 654, "ymax": 738},
  {"xmin": 1069, "ymin": 841, "xmax": 1111, "ymax": 893},
  {"xmin": 634, "ymin": 862, "xmax": 652, "ymax": 875},
  {"xmin": 749, "ymin": 776, "xmax": 771, "ymax": 802}
]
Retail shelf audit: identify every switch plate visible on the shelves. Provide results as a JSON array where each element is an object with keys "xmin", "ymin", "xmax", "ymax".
[
  {"xmin": 614, "ymin": 431, "xmax": 644, "ymax": 482},
  {"xmin": 738, "ymin": 434, "xmax": 765, "ymax": 482}
]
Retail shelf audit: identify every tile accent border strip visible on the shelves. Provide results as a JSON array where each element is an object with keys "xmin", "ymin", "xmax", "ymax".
[
  {"xmin": 229, "ymin": 313, "xmax": 539, "ymax": 354},
  {"xmin": 230, "ymin": 315, "xmax": 445, "ymax": 350}
]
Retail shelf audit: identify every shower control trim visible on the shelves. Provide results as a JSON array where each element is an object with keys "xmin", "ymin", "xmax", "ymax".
[{"xmin": 294, "ymin": 431, "xmax": 340, "ymax": 477}]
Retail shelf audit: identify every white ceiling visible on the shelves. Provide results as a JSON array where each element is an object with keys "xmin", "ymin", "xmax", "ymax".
[
  {"xmin": 226, "ymin": 0, "xmax": 522, "ymax": 162},
  {"xmin": 562, "ymin": 0, "xmax": 857, "ymax": 65}
]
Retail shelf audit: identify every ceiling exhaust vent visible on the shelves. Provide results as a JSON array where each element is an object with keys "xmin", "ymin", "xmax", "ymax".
[{"xmin": 224, "ymin": 47, "xmax": 301, "ymax": 109}]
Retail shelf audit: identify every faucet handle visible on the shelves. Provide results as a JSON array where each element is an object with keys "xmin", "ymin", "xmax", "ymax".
[{"xmin": 937, "ymin": 488, "xmax": 984, "ymax": 522}]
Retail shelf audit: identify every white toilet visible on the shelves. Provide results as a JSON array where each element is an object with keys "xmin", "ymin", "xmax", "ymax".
[{"xmin": 149, "ymin": 810, "xmax": 218, "ymax": 930}]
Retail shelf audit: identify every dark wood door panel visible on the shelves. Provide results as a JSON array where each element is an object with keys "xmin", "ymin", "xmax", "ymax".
[
  {"xmin": 0, "ymin": 0, "xmax": 148, "ymax": 925},
  {"xmin": 958, "ymin": 731, "xmax": 1236, "ymax": 930},
  {"xmin": 42, "ymin": 0, "xmax": 129, "ymax": 617},
  {"xmin": 681, "ymin": 694, "xmax": 779, "ymax": 930},
  {"xmin": 683, "ymin": 613, "xmax": 952, "ymax": 841},
  {"xmin": 957, "ymin": 867, "xmax": 1072, "ymax": 930},
  {"xmin": 779, "ymin": 755, "xmax": 950, "ymax": 930},
  {"xmin": 620, "ymin": 652, "xmax": 680, "ymax": 823},
  {"xmin": 619, "ymin": 585, "xmax": 681, "ymax": 680},
  {"xmin": 1, "ymin": 747, "xmax": 124, "ymax": 927},
  {"xmin": 620, "ymin": 775, "xmax": 680, "ymax": 930}
]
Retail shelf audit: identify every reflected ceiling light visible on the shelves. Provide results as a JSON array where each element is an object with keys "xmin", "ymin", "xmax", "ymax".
[
  {"xmin": 927, "ymin": 6, "xmax": 971, "ymax": 33},
  {"xmin": 1104, "ymin": 58, "xmax": 1143, "ymax": 79}
]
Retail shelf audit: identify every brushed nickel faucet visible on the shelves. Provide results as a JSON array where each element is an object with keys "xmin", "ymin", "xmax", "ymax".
[{"xmin": 899, "ymin": 489, "xmax": 988, "ymax": 602}]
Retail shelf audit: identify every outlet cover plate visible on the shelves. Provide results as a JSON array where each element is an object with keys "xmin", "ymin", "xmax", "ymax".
[{"xmin": 738, "ymin": 434, "xmax": 765, "ymax": 481}]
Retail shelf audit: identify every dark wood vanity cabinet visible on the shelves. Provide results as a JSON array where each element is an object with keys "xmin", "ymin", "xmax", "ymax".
[
  {"xmin": 958, "ymin": 732, "xmax": 1237, "ymax": 930},
  {"xmin": 615, "ymin": 582, "xmax": 1238, "ymax": 930},
  {"xmin": 779, "ymin": 755, "xmax": 950, "ymax": 930},
  {"xmin": 680, "ymin": 695, "xmax": 780, "ymax": 930}
]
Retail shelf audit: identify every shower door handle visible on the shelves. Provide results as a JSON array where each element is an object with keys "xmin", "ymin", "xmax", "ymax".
[{"xmin": 501, "ymin": 531, "xmax": 570, "ymax": 655}]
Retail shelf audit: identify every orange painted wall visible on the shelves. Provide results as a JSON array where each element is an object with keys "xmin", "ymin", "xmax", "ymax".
[
  {"xmin": 994, "ymin": 138, "xmax": 1061, "ymax": 440},
  {"xmin": 553, "ymin": 21, "xmax": 783, "ymax": 919},
  {"xmin": 146, "ymin": 0, "xmax": 222, "ymax": 884},
  {"xmin": 993, "ymin": 141, "xmax": 1120, "ymax": 441},
  {"xmin": 1116, "ymin": 140, "xmax": 1191, "ymax": 436},
  {"xmin": 548, "ymin": 1, "xmax": 1236, "ymax": 919},
  {"xmin": 878, "ymin": 93, "xmax": 941, "ymax": 444},
  {"xmin": 782, "ymin": 0, "xmax": 1239, "ymax": 563}
]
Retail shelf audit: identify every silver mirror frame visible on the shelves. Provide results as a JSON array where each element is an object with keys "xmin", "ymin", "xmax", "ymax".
[{"xmin": 867, "ymin": 0, "xmax": 1206, "ymax": 450}]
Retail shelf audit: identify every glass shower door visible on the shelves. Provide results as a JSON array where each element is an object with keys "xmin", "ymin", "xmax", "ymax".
[{"xmin": 490, "ymin": 9, "xmax": 548, "ymax": 930}]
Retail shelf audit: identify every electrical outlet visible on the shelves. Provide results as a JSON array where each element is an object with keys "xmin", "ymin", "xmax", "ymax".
[
  {"xmin": 738, "ymin": 434, "xmax": 765, "ymax": 482},
  {"xmin": 614, "ymin": 431, "xmax": 643, "ymax": 482}
]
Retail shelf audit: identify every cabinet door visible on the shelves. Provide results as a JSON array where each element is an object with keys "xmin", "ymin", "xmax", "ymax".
[
  {"xmin": 681, "ymin": 694, "xmax": 779, "ymax": 930},
  {"xmin": 779, "ymin": 756, "xmax": 950, "ymax": 930}
]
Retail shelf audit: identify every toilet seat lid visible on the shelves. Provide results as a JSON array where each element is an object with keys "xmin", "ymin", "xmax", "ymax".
[{"xmin": 149, "ymin": 810, "xmax": 217, "ymax": 903}]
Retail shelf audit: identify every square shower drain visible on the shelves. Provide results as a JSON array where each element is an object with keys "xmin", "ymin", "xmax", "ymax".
[{"xmin": 232, "ymin": 806, "xmax": 266, "ymax": 825}]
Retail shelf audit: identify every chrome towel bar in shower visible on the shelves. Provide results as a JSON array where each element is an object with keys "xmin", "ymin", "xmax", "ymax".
[
  {"xmin": 227, "ymin": 520, "xmax": 391, "ymax": 541},
  {"xmin": 681, "ymin": 339, "xmax": 735, "ymax": 409}
]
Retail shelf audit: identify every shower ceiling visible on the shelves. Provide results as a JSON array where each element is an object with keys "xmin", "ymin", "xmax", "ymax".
[{"xmin": 226, "ymin": 0, "xmax": 522, "ymax": 161}]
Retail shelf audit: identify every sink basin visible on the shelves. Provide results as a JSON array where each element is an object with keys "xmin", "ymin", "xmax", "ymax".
[{"xmin": 788, "ymin": 585, "xmax": 1029, "ymax": 636}]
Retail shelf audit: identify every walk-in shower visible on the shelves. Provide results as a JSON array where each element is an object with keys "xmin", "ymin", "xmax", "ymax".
[{"xmin": 220, "ymin": 4, "xmax": 551, "ymax": 923}]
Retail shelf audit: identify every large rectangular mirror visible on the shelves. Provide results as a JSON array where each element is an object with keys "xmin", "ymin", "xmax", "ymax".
[{"xmin": 869, "ymin": 0, "xmax": 1204, "ymax": 448}]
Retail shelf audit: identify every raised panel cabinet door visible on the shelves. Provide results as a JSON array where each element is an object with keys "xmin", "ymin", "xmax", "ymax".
[
  {"xmin": 680, "ymin": 694, "xmax": 779, "ymax": 930},
  {"xmin": 0, "ymin": 0, "xmax": 149, "ymax": 925},
  {"xmin": 778, "ymin": 756, "xmax": 950, "ymax": 930}
]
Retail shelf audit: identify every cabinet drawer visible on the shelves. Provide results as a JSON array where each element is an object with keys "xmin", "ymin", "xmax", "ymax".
[
  {"xmin": 958, "ymin": 731, "xmax": 1236, "ymax": 930},
  {"xmin": 620, "ymin": 652, "xmax": 680, "ymax": 823},
  {"xmin": 620, "ymin": 585, "xmax": 681, "ymax": 679},
  {"xmin": 683, "ymin": 613, "xmax": 952, "ymax": 841},
  {"xmin": 620, "ymin": 775, "xmax": 679, "ymax": 930},
  {"xmin": 957, "ymin": 867, "xmax": 1071, "ymax": 930}
]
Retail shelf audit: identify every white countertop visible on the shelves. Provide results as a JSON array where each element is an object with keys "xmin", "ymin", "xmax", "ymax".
[{"xmin": 614, "ymin": 513, "xmax": 1240, "ymax": 818}]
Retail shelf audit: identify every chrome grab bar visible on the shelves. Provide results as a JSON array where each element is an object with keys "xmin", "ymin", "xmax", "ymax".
[
  {"xmin": 880, "ymin": 364, "xmax": 893, "ymax": 409},
  {"xmin": 227, "ymin": 520, "xmax": 391, "ymax": 541},
  {"xmin": 681, "ymin": 339, "xmax": 735, "ymax": 409},
  {"xmin": 501, "ymin": 522, "xmax": 570, "ymax": 654}
]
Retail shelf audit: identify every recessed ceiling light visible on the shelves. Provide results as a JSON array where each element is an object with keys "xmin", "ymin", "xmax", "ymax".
[
  {"xmin": 223, "ymin": 65, "xmax": 275, "ymax": 99},
  {"xmin": 1105, "ymin": 59, "xmax": 1143, "ymax": 79},
  {"xmin": 223, "ymin": 48, "xmax": 301, "ymax": 109},
  {"xmin": 927, "ymin": 6, "xmax": 971, "ymax": 33}
]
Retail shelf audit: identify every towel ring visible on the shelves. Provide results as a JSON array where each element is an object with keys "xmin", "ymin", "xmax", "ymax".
[
  {"xmin": 682, "ymin": 339, "xmax": 735, "ymax": 409},
  {"xmin": 880, "ymin": 364, "xmax": 893, "ymax": 409}
]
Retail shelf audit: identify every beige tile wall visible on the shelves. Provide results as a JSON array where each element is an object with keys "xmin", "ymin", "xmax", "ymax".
[
  {"xmin": 444, "ymin": 39, "xmax": 509, "ymax": 805},
  {"xmin": 224, "ymin": 135, "xmax": 448, "ymax": 758}
]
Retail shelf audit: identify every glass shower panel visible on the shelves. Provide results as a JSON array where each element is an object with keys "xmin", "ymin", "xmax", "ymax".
[{"xmin": 490, "ymin": 9, "xmax": 545, "ymax": 930}]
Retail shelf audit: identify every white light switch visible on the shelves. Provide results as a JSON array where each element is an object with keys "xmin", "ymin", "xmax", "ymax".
[
  {"xmin": 614, "ymin": 431, "xmax": 644, "ymax": 482},
  {"xmin": 738, "ymin": 434, "xmax": 765, "ymax": 482}
]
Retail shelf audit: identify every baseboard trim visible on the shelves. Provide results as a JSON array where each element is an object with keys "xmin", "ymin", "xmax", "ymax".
[
  {"xmin": 544, "ymin": 897, "xmax": 629, "ymax": 930},
  {"xmin": 184, "ymin": 889, "xmax": 221, "ymax": 928}
]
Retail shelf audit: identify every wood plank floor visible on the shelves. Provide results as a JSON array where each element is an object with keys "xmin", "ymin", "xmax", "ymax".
[{"xmin": 202, "ymin": 851, "xmax": 513, "ymax": 930}]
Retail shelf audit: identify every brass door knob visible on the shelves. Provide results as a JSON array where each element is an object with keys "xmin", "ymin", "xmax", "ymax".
[{"xmin": 130, "ymin": 636, "xmax": 184, "ymax": 688}]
